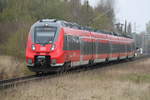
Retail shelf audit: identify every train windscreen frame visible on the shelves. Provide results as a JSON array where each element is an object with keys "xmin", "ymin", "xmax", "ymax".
[{"xmin": 34, "ymin": 26, "xmax": 57, "ymax": 44}]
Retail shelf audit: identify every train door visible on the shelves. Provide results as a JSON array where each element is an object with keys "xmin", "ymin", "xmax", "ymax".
[
  {"xmin": 118, "ymin": 37, "xmax": 121, "ymax": 58},
  {"xmin": 125, "ymin": 39, "xmax": 128, "ymax": 57},
  {"xmin": 95, "ymin": 39, "xmax": 99, "ymax": 60},
  {"xmin": 92, "ymin": 38, "xmax": 97, "ymax": 61},
  {"xmin": 64, "ymin": 34, "xmax": 71, "ymax": 62},
  {"xmin": 91, "ymin": 34, "xmax": 95, "ymax": 61},
  {"xmin": 79, "ymin": 35, "xmax": 92, "ymax": 65},
  {"xmin": 108, "ymin": 35, "xmax": 113, "ymax": 59},
  {"xmin": 79, "ymin": 37, "xmax": 84, "ymax": 65}
]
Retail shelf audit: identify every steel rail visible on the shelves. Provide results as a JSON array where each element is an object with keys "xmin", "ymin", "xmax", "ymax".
[{"xmin": 0, "ymin": 73, "xmax": 58, "ymax": 90}]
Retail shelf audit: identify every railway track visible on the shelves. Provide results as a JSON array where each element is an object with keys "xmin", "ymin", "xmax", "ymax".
[
  {"xmin": 0, "ymin": 55, "xmax": 149, "ymax": 90},
  {"xmin": 0, "ymin": 73, "xmax": 59, "ymax": 90}
]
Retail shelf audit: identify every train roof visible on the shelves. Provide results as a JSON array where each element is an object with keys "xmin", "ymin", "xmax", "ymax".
[{"xmin": 36, "ymin": 19, "xmax": 133, "ymax": 39}]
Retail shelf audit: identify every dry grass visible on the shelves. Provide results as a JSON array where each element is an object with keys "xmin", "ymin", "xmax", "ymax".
[
  {"xmin": 0, "ymin": 56, "xmax": 32, "ymax": 80},
  {"xmin": 0, "ymin": 58, "xmax": 150, "ymax": 100}
]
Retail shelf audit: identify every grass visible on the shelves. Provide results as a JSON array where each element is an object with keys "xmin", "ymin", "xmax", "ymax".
[
  {"xmin": 0, "ymin": 57, "xmax": 150, "ymax": 100},
  {"xmin": 121, "ymin": 73, "xmax": 150, "ymax": 83},
  {"xmin": 0, "ymin": 56, "xmax": 33, "ymax": 80}
]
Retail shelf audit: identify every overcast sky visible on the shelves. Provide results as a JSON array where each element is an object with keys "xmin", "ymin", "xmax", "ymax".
[{"xmin": 88, "ymin": 0, "xmax": 150, "ymax": 33}]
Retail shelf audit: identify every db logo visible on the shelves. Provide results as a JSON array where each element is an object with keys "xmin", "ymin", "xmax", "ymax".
[{"xmin": 40, "ymin": 47, "xmax": 46, "ymax": 51}]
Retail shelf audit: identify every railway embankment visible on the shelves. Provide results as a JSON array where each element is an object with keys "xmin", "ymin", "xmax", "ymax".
[
  {"xmin": 0, "ymin": 56, "xmax": 32, "ymax": 80},
  {"xmin": 0, "ymin": 57, "xmax": 150, "ymax": 100}
]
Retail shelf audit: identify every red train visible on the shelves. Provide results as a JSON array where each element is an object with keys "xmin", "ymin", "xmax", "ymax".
[{"xmin": 26, "ymin": 19, "xmax": 136, "ymax": 73}]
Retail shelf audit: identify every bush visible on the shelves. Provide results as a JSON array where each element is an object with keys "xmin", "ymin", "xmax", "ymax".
[{"xmin": 2, "ymin": 21, "xmax": 33, "ymax": 59}]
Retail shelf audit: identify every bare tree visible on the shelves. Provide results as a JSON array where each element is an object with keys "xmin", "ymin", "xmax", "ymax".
[
  {"xmin": 127, "ymin": 23, "xmax": 132, "ymax": 33},
  {"xmin": 146, "ymin": 21, "xmax": 150, "ymax": 34},
  {"xmin": 93, "ymin": 0, "xmax": 115, "ymax": 31}
]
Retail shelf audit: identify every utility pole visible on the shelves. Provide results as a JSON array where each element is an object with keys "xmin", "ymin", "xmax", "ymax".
[
  {"xmin": 124, "ymin": 20, "xmax": 127, "ymax": 34},
  {"xmin": 86, "ymin": 0, "xmax": 89, "ymax": 12},
  {"xmin": 86, "ymin": 0, "xmax": 89, "ymax": 26}
]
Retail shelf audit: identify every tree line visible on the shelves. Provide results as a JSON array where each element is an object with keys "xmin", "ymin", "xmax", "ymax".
[{"xmin": 0, "ymin": 0, "xmax": 115, "ymax": 58}]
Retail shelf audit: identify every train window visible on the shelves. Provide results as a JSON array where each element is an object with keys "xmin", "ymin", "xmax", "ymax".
[
  {"xmin": 65, "ymin": 35, "xmax": 80, "ymax": 50},
  {"xmin": 34, "ymin": 26, "xmax": 57, "ymax": 44},
  {"xmin": 113, "ymin": 32, "xmax": 119, "ymax": 36},
  {"xmin": 63, "ymin": 35, "xmax": 68, "ymax": 50}
]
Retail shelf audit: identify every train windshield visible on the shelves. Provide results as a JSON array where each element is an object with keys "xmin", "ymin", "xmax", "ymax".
[{"xmin": 34, "ymin": 26, "xmax": 57, "ymax": 44}]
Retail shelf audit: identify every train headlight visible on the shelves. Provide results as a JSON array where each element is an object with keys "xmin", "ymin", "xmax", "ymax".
[
  {"xmin": 32, "ymin": 44, "xmax": 36, "ymax": 51},
  {"xmin": 51, "ymin": 44, "xmax": 55, "ymax": 51}
]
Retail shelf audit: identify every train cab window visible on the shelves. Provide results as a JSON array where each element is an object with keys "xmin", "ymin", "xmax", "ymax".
[
  {"xmin": 34, "ymin": 26, "xmax": 57, "ymax": 44},
  {"xmin": 113, "ymin": 32, "xmax": 119, "ymax": 36}
]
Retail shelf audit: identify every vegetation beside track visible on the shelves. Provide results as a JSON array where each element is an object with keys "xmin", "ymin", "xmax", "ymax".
[
  {"xmin": 0, "ymin": 56, "xmax": 32, "ymax": 80},
  {"xmin": 0, "ymin": 57, "xmax": 150, "ymax": 100}
]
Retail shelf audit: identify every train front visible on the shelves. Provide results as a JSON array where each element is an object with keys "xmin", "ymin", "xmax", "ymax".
[{"xmin": 26, "ymin": 19, "xmax": 64, "ymax": 73}]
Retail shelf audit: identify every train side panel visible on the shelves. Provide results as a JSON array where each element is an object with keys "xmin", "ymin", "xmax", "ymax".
[{"xmin": 63, "ymin": 27, "xmax": 93, "ymax": 67}]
